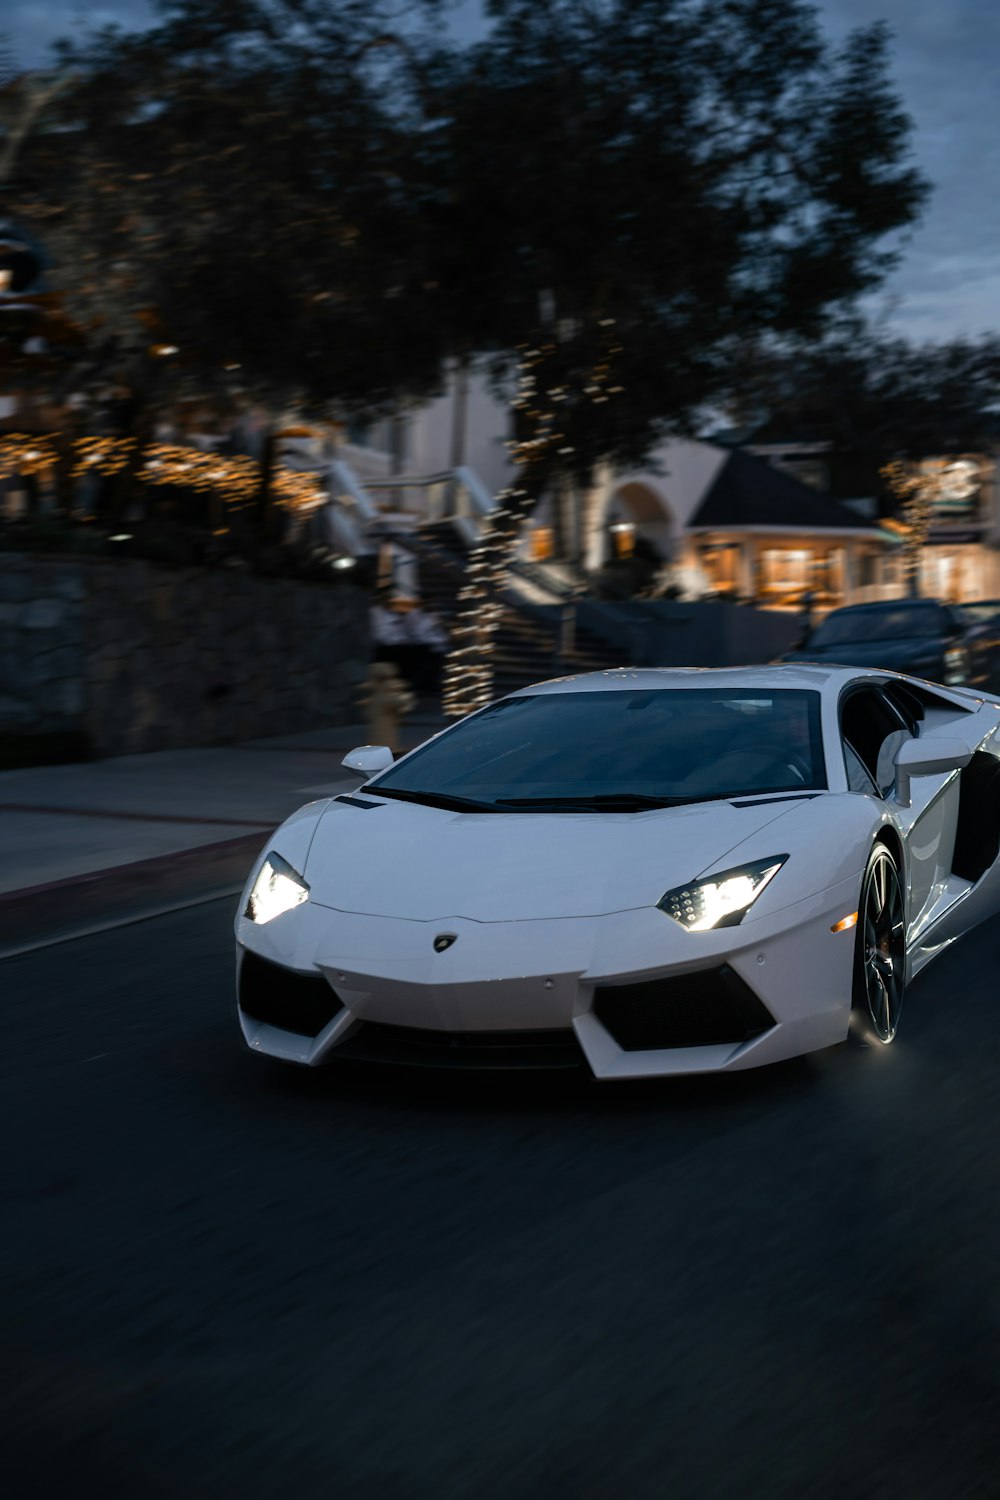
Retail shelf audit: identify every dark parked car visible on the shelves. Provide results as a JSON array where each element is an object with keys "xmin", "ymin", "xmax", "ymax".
[
  {"xmin": 961, "ymin": 600, "xmax": 1000, "ymax": 633},
  {"xmin": 778, "ymin": 599, "xmax": 1000, "ymax": 692}
]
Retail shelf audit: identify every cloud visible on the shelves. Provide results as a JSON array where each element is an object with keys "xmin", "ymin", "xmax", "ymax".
[
  {"xmin": 3, "ymin": 2, "xmax": 155, "ymax": 68},
  {"xmin": 821, "ymin": 0, "xmax": 1000, "ymax": 338}
]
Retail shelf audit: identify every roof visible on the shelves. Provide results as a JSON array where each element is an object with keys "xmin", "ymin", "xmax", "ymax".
[
  {"xmin": 813, "ymin": 599, "xmax": 948, "ymax": 616},
  {"xmin": 518, "ymin": 665, "xmax": 844, "ymax": 694},
  {"xmin": 689, "ymin": 447, "xmax": 873, "ymax": 532},
  {"xmin": 515, "ymin": 664, "xmax": 991, "ymax": 712}
]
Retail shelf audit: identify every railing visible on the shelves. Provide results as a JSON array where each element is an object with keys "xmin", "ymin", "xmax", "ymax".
[
  {"xmin": 506, "ymin": 557, "xmax": 584, "ymax": 601},
  {"xmin": 377, "ymin": 523, "xmax": 589, "ymax": 675},
  {"xmin": 322, "ymin": 459, "xmax": 495, "ymax": 552},
  {"xmin": 321, "ymin": 463, "xmax": 615, "ymax": 674}
]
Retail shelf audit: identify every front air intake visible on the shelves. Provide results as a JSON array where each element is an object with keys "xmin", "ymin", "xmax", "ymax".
[
  {"xmin": 593, "ymin": 965, "xmax": 775, "ymax": 1050},
  {"xmin": 333, "ymin": 1023, "xmax": 584, "ymax": 1070},
  {"xmin": 238, "ymin": 949, "xmax": 345, "ymax": 1037}
]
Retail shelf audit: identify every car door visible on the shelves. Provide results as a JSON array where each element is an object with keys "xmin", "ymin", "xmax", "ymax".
[{"xmin": 840, "ymin": 684, "xmax": 961, "ymax": 934}]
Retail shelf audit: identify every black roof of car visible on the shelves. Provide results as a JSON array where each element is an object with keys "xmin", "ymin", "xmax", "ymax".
[{"xmin": 823, "ymin": 600, "xmax": 949, "ymax": 614}]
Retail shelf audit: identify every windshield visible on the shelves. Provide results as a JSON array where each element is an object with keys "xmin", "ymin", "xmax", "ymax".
[
  {"xmin": 370, "ymin": 688, "xmax": 826, "ymax": 811},
  {"xmin": 961, "ymin": 602, "xmax": 1000, "ymax": 625},
  {"xmin": 807, "ymin": 605, "xmax": 952, "ymax": 646}
]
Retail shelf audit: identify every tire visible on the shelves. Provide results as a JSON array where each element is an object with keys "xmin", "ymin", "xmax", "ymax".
[{"xmin": 851, "ymin": 842, "xmax": 906, "ymax": 1046}]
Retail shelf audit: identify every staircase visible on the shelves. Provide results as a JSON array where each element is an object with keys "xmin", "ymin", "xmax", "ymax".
[
  {"xmin": 390, "ymin": 521, "xmax": 625, "ymax": 697},
  {"xmin": 322, "ymin": 459, "xmax": 626, "ymax": 697}
]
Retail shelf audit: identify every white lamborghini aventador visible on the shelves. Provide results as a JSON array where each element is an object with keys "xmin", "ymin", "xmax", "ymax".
[{"xmin": 235, "ymin": 666, "xmax": 1000, "ymax": 1078}]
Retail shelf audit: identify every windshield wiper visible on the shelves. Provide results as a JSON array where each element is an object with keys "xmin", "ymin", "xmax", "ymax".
[{"xmin": 370, "ymin": 788, "xmax": 500, "ymax": 813}]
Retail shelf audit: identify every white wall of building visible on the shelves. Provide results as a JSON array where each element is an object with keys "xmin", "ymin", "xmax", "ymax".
[
  {"xmin": 585, "ymin": 440, "xmax": 729, "ymax": 568},
  {"xmin": 356, "ymin": 374, "xmax": 727, "ymax": 552},
  {"xmin": 404, "ymin": 365, "xmax": 514, "ymax": 500}
]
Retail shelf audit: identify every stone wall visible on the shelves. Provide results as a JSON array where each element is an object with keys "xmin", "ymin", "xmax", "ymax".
[{"xmin": 0, "ymin": 553, "xmax": 370, "ymax": 756}]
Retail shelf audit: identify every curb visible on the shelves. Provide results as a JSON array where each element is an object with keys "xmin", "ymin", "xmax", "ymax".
[
  {"xmin": 0, "ymin": 712, "xmax": 451, "ymax": 959},
  {"xmin": 0, "ymin": 830, "xmax": 270, "ymax": 958}
]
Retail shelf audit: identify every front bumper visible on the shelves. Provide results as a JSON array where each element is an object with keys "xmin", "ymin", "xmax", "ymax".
[{"xmin": 235, "ymin": 871, "xmax": 861, "ymax": 1078}]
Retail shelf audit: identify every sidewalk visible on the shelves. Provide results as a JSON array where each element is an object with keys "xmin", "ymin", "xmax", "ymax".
[{"xmin": 0, "ymin": 712, "xmax": 446, "ymax": 956}]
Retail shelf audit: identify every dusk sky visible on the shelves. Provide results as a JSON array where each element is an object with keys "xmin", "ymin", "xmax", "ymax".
[{"xmin": 4, "ymin": 0, "xmax": 998, "ymax": 345}]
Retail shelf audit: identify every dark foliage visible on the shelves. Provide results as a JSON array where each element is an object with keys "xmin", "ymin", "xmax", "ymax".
[
  {"xmin": 8, "ymin": 0, "xmax": 929, "ymax": 507},
  {"xmin": 721, "ymin": 330, "xmax": 1000, "ymax": 503}
]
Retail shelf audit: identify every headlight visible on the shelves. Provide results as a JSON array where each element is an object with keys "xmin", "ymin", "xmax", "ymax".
[
  {"xmin": 658, "ymin": 856, "xmax": 788, "ymax": 931},
  {"xmin": 245, "ymin": 851, "xmax": 310, "ymax": 924}
]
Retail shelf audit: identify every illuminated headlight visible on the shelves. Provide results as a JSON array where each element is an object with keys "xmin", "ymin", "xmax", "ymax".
[
  {"xmin": 245, "ymin": 852, "xmax": 310, "ymax": 924},
  {"xmin": 658, "ymin": 856, "xmax": 788, "ymax": 931}
]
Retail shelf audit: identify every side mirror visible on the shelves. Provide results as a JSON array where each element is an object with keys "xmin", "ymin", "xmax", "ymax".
[
  {"xmin": 342, "ymin": 744, "xmax": 394, "ymax": 777},
  {"xmin": 893, "ymin": 735, "xmax": 972, "ymax": 808}
]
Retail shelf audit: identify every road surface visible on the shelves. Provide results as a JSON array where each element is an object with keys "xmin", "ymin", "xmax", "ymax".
[{"xmin": 3, "ymin": 900, "xmax": 999, "ymax": 1498}]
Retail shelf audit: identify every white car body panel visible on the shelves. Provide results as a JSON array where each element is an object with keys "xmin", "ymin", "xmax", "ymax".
[
  {"xmin": 235, "ymin": 667, "xmax": 1000, "ymax": 1078},
  {"xmin": 265, "ymin": 795, "xmax": 336, "ymax": 877},
  {"xmin": 302, "ymin": 795, "xmax": 802, "ymax": 921}
]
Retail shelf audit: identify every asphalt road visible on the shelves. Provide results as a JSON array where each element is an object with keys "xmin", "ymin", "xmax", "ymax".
[{"xmin": 3, "ymin": 901, "xmax": 1000, "ymax": 1500}]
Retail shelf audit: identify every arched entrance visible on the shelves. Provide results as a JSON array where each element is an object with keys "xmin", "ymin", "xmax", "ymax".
[{"xmin": 595, "ymin": 480, "xmax": 676, "ymax": 570}]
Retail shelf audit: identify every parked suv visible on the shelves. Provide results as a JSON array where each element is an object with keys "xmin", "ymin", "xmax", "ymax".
[{"xmin": 777, "ymin": 599, "xmax": 1000, "ymax": 692}]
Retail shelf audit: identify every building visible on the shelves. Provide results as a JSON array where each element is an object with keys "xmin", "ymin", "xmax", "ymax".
[
  {"xmin": 330, "ymin": 370, "xmax": 901, "ymax": 615},
  {"xmin": 584, "ymin": 440, "xmax": 896, "ymax": 613}
]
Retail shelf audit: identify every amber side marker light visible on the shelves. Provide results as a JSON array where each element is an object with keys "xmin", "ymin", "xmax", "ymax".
[{"xmin": 831, "ymin": 911, "xmax": 858, "ymax": 933}]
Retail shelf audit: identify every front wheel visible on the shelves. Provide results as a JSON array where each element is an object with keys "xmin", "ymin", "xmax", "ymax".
[{"xmin": 851, "ymin": 843, "xmax": 906, "ymax": 1045}]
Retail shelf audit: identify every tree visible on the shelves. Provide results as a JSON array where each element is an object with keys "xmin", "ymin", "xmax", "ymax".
[
  {"xmin": 11, "ymin": 0, "xmax": 450, "ymax": 520},
  {"xmin": 426, "ymin": 2, "xmax": 924, "ymax": 453},
  {"xmin": 719, "ymin": 330, "xmax": 1000, "ymax": 503},
  {"xmin": 18, "ymin": 1, "xmax": 928, "ymax": 446},
  {"xmin": 13, "ymin": 1, "xmax": 928, "ymax": 697},
  {"xmin": 415, "ymin": 0, "xmax": 929, "ymax": 706}
]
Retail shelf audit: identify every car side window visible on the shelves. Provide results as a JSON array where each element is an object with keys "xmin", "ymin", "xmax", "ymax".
[
  {"xmin": 875, "ymin": 728, "xmax": 910, "ymax": 796},
  {"xmin": 882, "ymin": 683, "xmax": 924, "ymax": 734},
  {"xmin": 844, "ymin": 741, "xmax": 880, "ymax": 796},
  {"xmin": 841, "ymin": 688, "xmax": 913, "ymax": 797}
]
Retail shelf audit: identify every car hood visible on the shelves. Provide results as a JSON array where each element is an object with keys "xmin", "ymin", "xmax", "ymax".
[{"xmin": 303, "ymin": 793, "xmax": 803, "ymax": 921}]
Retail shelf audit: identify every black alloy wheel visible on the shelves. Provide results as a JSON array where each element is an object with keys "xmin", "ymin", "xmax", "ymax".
[{"xmin": 852, "ymin": 843, "xmax": 906, "ymax": 1045}]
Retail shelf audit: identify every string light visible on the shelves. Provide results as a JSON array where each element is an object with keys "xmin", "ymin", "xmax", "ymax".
[
  {"xmin": 72, "ymin": 436, "xmax": 136, "ymax": 478},
  {"xmin": 0, "ymin": 434, "xmax": 60, "ymax": 478},
  {"xmin": 0, "ymin": 435, "xmax": 326, "ymax": 514},
  {"xmin": 442, "ymin": 317, "xmax": 623, "ymax": 717},
  {"xmin": 880, "ymin": 459, "xmax": 934, "ymax": 594}
]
